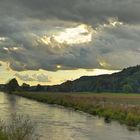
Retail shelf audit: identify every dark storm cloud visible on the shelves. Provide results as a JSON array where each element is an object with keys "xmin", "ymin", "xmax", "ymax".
[
  {"xmin": 19, "ymin": 0, "xmax": 140, "ymax": 24},
  {"xmin": 0, "ymin": 0, "xmax": 140, "ymax": 71},
  {"xmin": 1, "ymin": 0, "xmax": 140, "ymax": 26}
]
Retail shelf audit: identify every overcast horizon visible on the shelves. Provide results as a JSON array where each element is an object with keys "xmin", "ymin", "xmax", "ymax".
[{"xmin": 0, "ymin": 0, "xmax": 140, "ymax": 85}]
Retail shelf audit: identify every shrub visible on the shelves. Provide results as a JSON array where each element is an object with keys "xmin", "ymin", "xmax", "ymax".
[{"xmin": 126, "ymin": 112, "xmax": 140, "ymax": 127}]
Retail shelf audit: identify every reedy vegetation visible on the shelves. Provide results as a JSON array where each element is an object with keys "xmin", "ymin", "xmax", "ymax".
[{"xmin": 0, "ymin": 114, "xmax": 39, "ymax": 140}]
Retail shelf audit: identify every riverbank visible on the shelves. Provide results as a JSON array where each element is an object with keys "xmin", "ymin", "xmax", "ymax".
[
  {"xmin": 0, "ymin": 114, "xmax": 38, "ymax": 140},
  {"xmin": 14, "ymin": 92, "xmax": 140, "ymax": 130}
]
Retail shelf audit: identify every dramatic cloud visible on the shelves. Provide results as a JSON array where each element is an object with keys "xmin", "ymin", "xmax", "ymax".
[
  {"xmin": 18, "ymin": 0, "xmax": 140, "ymax": 25},
  {"xmin": 15, "ymin": 73, "xmax": 51, "ymax": 83},
  {"xmin": 0, "ymin": 0, "xmax": 140, "ymax": 73}
]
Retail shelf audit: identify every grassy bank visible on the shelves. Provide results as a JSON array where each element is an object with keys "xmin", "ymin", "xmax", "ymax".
[
  {"xmin": 0, "ymin": 114, "xmax": 39, "ymax": 140},
  {"xmin": 15, "ymin": 92, "xmax": 140, "ymax": 129}
]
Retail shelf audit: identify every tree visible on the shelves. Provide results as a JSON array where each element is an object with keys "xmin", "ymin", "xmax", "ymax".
[
  {"xmin": 123, "ymin": 84, "xmax": 133, "ymax": 93},
  {"xmin": 21, "ymin": 83, "xmax": 30, "ymax": 91},
  {"xmin": 6, "ymin": 78, "xmax": 19, "ymax": 93},
  {"xmin": 36, "ymin": 84, "xmax": 44, "ymax": 91}
]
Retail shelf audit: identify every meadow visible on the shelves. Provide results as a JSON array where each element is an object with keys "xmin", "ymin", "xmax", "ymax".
[{"xmin": 15, "ymin": 92, "xmax": 140, "ymax": 129}]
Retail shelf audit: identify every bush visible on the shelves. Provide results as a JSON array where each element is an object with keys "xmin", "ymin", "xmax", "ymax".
[{"xmin": 126, "ymin": 112, "xmax": 140, "ymax": 127}]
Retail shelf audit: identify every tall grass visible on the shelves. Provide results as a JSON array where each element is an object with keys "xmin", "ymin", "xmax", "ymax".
[{"xmin": 0, "ymin": 114, "xmax": 39, "ymax": 140}]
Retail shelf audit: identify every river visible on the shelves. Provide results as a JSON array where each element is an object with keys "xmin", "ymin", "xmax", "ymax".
[{"xmin": 0, "ymin": 92, "xmax": 139, "ymax": 140}]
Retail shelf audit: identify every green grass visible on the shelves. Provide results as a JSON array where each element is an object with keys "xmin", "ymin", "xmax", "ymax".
[{"xmin": 15, "ymin": 92, "xmax": 140, "ymax": 129}]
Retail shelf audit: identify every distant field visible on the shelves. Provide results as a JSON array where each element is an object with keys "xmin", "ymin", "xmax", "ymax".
[
  {"xmin": 66, "ymin": 92, "xmax": 140, "ymax": 105},
  {"xmin": 15, "ymin": 92, "xmax": 140, "ymax": 129},
  {"xmin": 24, "ymin": 92, "xmax": 140, "ymax": 105}
]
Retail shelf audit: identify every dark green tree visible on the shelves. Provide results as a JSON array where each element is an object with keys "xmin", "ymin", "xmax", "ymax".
[
  {"xmin": 21, "ymin": 83, "xmax": 30, "ymax": 91},
  {"xmin": 36, "ymin": 84, "xmax": 44, "ymax": 91},
  {"xmin": 6, "ymin": 78, "xmax": 19, "ymax": 93},
  {"xmin": 123, "ymin": 84, "xmax": 133, "ymax": 93}
]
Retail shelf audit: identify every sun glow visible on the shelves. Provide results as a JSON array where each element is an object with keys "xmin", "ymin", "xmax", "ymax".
[
  {"xmin": 54, "ymin": 24, "xmax": 93, "ymax": 44},
  {"xmin": 40, "ymin": 24, "xmax": 94, "ymax": 47},
  {"xmin": 56, "ymin": 65, "xmax": 62, "ymax": 69}
]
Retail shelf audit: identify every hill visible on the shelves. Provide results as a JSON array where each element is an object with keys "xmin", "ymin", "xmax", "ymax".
[
  {"xmin": 1, "ymin": 65, "xmax": 140, "ymax": 93},
  {"xmin": 47, "ymin": 65, "xmax": 140, "ymax": 93}
]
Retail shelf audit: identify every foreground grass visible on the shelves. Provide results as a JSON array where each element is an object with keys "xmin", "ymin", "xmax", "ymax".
[
  {"xmin": 0, "ymin": 114, "xmax": 39, "ymax": 140},
  {"xmin": 15, "ymin": 92, "xmax": 140, "ymax": 129}
]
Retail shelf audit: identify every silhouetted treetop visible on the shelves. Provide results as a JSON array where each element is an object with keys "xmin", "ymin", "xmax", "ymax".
[{"xmin": 5, "ymin": 78, "xmax": 19, "ymax": 93}]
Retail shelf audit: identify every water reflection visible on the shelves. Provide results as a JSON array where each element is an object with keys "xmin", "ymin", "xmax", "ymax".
[
  {"xmin": 0, "ymin": 92, "xmax": 140, "ymax": 140},
  {"xmin": 5, "ymin": 94, "xmax": 18, "ymax": 108}
]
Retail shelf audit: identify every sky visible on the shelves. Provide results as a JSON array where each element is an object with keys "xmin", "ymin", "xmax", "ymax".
[{"xmin": 0, "ymin": 0, "xmax": 140, "ymax": 85}]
